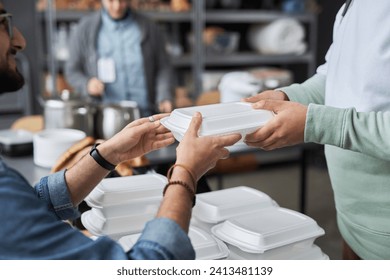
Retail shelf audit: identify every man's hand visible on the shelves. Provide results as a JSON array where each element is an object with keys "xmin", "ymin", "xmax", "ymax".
[
  {"xmin": 100, "ymin": 113, "xmax": 175, "ymax": 164},
  {"xmin": 159, "ymin": 100, "xmax": 173, "ymax": 113},
  {"xmin": 175, "ymin": 112, "xmax": 242, "ymax": 181},
  {"xmin": 87, "ymin": 77, "xmax": 105, "ymax": 96}
]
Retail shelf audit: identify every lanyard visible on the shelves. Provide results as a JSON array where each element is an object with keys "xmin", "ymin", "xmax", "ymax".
[{"xmin": 342, "ymin": 0, "xmax": 353, "ymax": 17}]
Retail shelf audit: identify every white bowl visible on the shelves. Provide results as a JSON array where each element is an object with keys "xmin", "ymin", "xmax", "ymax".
[
  {"xmin": 160, "ymin": 102, "xmax": 273, "ymax": 147},
  {"xmin": 212, "ymin": 207, "xmax": 325, "ymax": 254},
  {"xmin": 118, "ymin": 226, "xmax": 229, "ymax": 260},
  {"xmin": 33, "ymin": 128, "xmax": 86, "ymax": 168}
]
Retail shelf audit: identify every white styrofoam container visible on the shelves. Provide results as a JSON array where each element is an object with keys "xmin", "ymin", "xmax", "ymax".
[
  {"xmin": 81, "ymin": 208, "xmax": 155, "ymax": 237},
  {"xmin": 193, "ymin": 186, "xmax": 278, "ymax": 224},
  {"xmin": 226, "ymin": 243, "xmax": 329, "ymax": 260},
  {"xmin": 160, "ymin": 102, "xmax": 273, "ymax": 143},
  {"xmin": 212, "ymin": 207, "xmax": 325, "ymax": 254},
  {"xmin": 190, "ymin": 216, "xmax": 215, "ymax": 234},
  {"xmin": 84, "ymin": 174, "xmax": 167, "ymax": 208},
  {"xmin": 90, "ymin": 196, "xmax": 162, "ymax": 218},
  {"xmin": 118, "ymin": 226, "xmax": 229, "ymax": 260}
]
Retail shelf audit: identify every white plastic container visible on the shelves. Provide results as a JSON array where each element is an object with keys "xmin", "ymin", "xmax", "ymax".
[
  {"xmin": 160, "ymin": 102, "xmax": 273, "ymax": 144},
  {"xmin": 33, "ymin": 128, "xmax": 86, "ymax": 168},
  {"xmin": 81, "ymin": 208, "xmax": 155, "ymax": 237},
  {"xmin": 90, "ymin": 196, "xmax": 163, "ymax": 218},
  {"xmin": 118, "ymin": 226, "xmax": 229, "ymax": 260},
  {"xmin": 227, "ymin": 243, "xmax": 329, "ymax": 260},
  {"xmin": 85, "ymin": 174, "xmax": 167, "ymax": 208},
  {"xmin": 190, "ymin": 216, "xmax": 215, "ymax": 234},
  {"xmin": 193, "ymin": 186, "xmax": 278, "ymax": 224},
  {"xmin": 212, "ymin": 207, "xmax": 325, "ymax": 254}
]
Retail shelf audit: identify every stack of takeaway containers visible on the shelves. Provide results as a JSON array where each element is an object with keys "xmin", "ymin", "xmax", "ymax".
[
  {"xmin": 81, "ymin": 174, "xmax": 168, "ymax": 241},
  {"xmin": 112, "ymin": 185, "xmax": 329, "ymax": 260},
  {"xmin": 81, "ymin": 174, "xmax": 231, "ymax": 259},
  {"xmin": 192, "ymin": 187, "xmax": 328, "ymax": 260}
]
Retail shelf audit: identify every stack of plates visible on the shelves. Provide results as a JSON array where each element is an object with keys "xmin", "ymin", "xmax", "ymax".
[
  {"xmin": 81, "ymin": 174, "xmax": 167, "ymax": 240},
  {"xmin": 118, "ymin": 226, "xmax": 229, "ymax": 260}
]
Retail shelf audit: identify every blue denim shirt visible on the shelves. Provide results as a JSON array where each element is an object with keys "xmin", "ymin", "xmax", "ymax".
[{"xmin": 0, "ymin": 159, "xmax": 195, "ymax": 260}]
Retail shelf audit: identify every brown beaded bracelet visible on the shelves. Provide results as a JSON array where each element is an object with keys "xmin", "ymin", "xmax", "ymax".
[
  {"xmin": 163, "ymin": 180, "xmax": 196, "ymax": 207},
  {"xmin": 167, "ymin": 164, "xmax": 197, "ymax": 191}
]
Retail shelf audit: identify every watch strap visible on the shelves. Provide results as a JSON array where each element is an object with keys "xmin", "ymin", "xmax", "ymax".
[{"xmin": 89, "ymin": 143, "xmax": 116, "ymax": 171}]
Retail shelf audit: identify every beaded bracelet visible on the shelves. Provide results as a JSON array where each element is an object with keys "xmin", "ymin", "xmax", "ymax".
[
  {"xmin": 163, "ymin": 180, "xmax": 196, "ymax": 207},
  {"xmin": 167, "ymin": 164, "xmax": 197, "ymax": 191}
]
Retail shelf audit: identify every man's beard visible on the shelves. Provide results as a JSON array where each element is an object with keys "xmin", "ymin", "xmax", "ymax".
[{"xmin": 0, "ymin": 65, "xmax": 25, "ymax": 94}]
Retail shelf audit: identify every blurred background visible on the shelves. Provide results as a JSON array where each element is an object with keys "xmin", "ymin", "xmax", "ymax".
[{"xmin": 1, "ymin": 0, "xmax": 345, "ymax": 259}]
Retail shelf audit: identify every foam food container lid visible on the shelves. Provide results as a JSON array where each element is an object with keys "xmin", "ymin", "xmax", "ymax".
[
  {"xmin": 81, "ymin": 209, "xmax": 155, "ymax": 236},
  {"xmin": 227, "ymin": 243, "xmax": 329, "ymax": 260},
  {"xmin": 160, "ymin": 102, "xmax": 273, "ymax": 142},
  {"xmin": 118, "ymin": 226, "xmax": 229, "ymax": 260},
  {"xmin": 193, "ymin": 186, "xmax": 278, "ymax": 223},
  {"xmin": 90, "ymin": 196, "xmax": 162, "ymax": 218},
  {"xmin": 85, "ymin": 174, "xmax": 167, "ymax": 207},
  {"xmin": 212, "ymin": 207, "xmax": 325, "ymax": 253},
  {"xmin": 0, "ymin": 129, "xmax": 34, "ymax": 144}
]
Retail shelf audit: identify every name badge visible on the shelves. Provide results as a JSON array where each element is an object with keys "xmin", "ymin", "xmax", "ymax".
[{"xmin": 98, "ymin": 57, "xmax": 116, "ymax": 83}]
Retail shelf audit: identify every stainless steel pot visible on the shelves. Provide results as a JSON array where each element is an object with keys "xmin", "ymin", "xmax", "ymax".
[
  {"xmin": 95, "ymin": 101, "xmax": 141, "ymax": 139},
  {"xmin": 44, "ymin": 99, "xmax": 96, "ymax": 136}
]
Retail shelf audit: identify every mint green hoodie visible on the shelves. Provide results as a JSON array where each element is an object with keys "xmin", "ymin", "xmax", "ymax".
[{"xmin": 281, "ymin": 74, "xmax": 390, "ymax": 259}]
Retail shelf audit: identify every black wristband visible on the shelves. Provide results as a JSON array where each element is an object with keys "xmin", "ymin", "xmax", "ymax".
[{"xmin": 89, "ymin": 143, "xmax": 116, "ymax": 171}]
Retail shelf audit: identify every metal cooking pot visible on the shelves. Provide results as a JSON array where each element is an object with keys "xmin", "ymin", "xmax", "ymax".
[
  {"xmin": 95, "ymin": 101, "xmax": 141, "ymax": 139},
  {"xmin": 44, "ymin": 99, "xmax": 96, "ymax": 136}
]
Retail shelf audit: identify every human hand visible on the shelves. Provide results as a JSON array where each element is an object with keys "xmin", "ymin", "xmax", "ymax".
[
  {"xmin": 175, "ymin": 112, "xmax": 242, "ymax": 181},
  {"xmin": 159, "ymin": 100, "xmax": 173, "ymax": 113},
  {"xmin": 242, "ymin": 90, "xmax": 289, "ymax": 103},
  {"xmin": 87, "ymin": 77, "xmax": 104, "ymax": 96},
  {"xmin": 244, "ymin": 100, "xmax": 307, "ymax": 150},
  {"xmin": 99, "ymin": 113, "xmax": 175, "ymax": 165}
]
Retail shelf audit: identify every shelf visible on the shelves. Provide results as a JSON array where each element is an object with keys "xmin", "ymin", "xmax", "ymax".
[
  {"xmin": 45, "ymin": 52, "xmax": 313, "ymax": 71},
  {"xmin": 38, "ymin": 10, "xmax": 193, "ymax": 22},
  {"xmin": 204, "ymin": 52, "xmax": 314, "ymax": 67},
  {"xmin": 37, "ymin": 1, "xmax": 318, "ymax": 97},
  {"xmin": 205, "ymin": 10, "xmax": 316, "ymax": 23},
  {"xmin": 38, "ymin": 10, "xmax": 91, "ymax": 22},
  {"xmin": 170, "ymin": 54, "xmax": 193, "ymax": 67},
  {"xmin": 38, "ymin": 9, "xmax": 316, "ymax": 23},
  {"xmin": 140, "ymin": 11, "xmax": 193, "ymax": 22},
  {"xmin": 43, "ymin": 54, "xmax": 195, "ymax": 72}
]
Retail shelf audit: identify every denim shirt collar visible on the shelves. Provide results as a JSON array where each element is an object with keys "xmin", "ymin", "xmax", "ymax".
[{"xmin": 101, "ymin": 8, "xmax": 133, "ymax": 31}]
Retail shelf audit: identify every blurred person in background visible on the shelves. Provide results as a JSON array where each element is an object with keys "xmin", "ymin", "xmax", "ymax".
[
  {"xmin": 0, "ymin": 2, "xmax": 241, "ymax": 259},
  {"xmin": 244, "ymin": 0, "xmax": 390, "ymax": 259},
  {"xmin": 65, "ymin": 0, "xmax": 173, "ymax": 117},
  {"xmin": 66, "ymin": 0, "xmax": 213, "ymax": 194}
]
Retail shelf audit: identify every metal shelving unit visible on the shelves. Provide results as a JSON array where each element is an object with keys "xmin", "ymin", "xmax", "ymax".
[{"xmin": 38, "ymin": 0, "xmax": 318, "ymax": 99}]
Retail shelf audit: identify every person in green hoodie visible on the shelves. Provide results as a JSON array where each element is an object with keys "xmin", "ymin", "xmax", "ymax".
[{"xmin": 244, "ymin": 0, "xmax": 390, "ymax": 260}]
